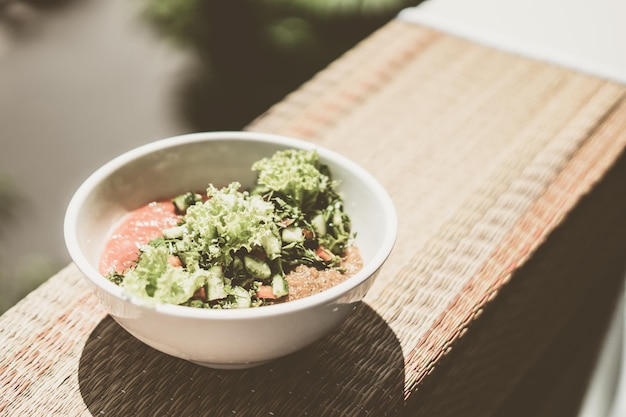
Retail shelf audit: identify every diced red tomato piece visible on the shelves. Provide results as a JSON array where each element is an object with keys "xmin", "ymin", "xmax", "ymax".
[
  {"xmin": 279, "ymin": 218, "xmax": 295, "ymax": 227},
  {"xmin": 193, "ymin": 286, "xmax": 207, "ymax": 301},
  {"xmin": 256, "ymin": 285, "xmax": 276, "ymax": 299},
  {"xmin": 316, "ymin": 245, "xmax": 333, "ymax": 261},
  {"xmin": 168, "ymin": 256, "xmax": 183, "ymax": 267}
]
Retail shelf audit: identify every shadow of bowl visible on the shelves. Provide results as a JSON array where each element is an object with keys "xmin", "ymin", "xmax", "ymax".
[{"xmin": 78, "ymin": 302, "xmax": 405, "ymax": 416}]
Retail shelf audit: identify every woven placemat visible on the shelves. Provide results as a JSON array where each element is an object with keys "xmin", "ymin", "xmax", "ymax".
[{"xmin": 1, "ymin": 20, "xmax": 625, "ymax": 416}]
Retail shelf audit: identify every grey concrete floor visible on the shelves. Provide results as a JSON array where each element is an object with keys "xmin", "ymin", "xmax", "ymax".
[{"xmin": 0, "ymin": 0, "xmax": 195, "ymax": 310}]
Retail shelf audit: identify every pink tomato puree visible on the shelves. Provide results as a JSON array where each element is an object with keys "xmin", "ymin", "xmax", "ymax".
[{"xmin": 99, "ymin": 201, "xmax": 181, "ymax": 275}]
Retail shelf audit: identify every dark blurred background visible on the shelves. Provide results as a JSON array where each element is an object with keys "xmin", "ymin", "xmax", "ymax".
[{"xmin": 0, "ymin": 0, "xmax": 420, "ymax": 313}]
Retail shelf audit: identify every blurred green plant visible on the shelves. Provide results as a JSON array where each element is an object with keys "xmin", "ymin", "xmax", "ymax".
[
  {"xmin": 0, "ymin": 172, "xmax": 62, "ymax": 314},
  {"xmin": 0, "ymin": 171, "xmax": 21, "ymax": 313},
  {"xmin": 142, "ymin": 0, "xmax": 421, "ymax": 130}
]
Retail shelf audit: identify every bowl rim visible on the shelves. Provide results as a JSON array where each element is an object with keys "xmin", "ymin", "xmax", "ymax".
[{"xmin": 64, "ymin": 131, "xmax": 397, "ymax": 320}]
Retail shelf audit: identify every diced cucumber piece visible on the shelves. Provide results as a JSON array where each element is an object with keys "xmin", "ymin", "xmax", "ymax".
[
  {"xmin": 162, "ymin": 225, "xmax": 185, "ymax": 239},
  {"xmin": 261, "ymin": 233, "xmax": 281, "ymax": 260},
  {"xmin": 244, "ymin": 256, "xmax": 272, "ymax": 279},
  {"xmin": 231, "ymin": 286, "xmax": 252, "ymax": 308},
  {"xmin": 272, "ymin": 275, "xmax": 289, "ymax": 298},
  {"xmin": 231, "ymin": 256, "xmax": 244, "ymax": 275},
  {"xmin": 172, "ymin": 192, "xmax": 202, "ymax": 213},
  {"xmin": 282, "ymin": 227, "xmax": 303, "ymax": 243},
  {"xmin": 311, "ymin": 213, "xmax": 327, "ymax": 236},
  {"xmin": 332, "ymin": 211, "xmax": 344, "ymax": 230},
  {"xmin": 178, "ymin": 251, "xmax": 200, "ymax": 271},
  {"xmin": 206, "ymin": 266, "xmax": 227, "ymax": 301}
]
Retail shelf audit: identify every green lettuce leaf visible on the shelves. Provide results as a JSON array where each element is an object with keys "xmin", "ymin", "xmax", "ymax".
[
  {"xmin": 181, "ymin": 182, "xmax": 281, "ymax": 265},
  {"xmin": 121, "ymin": 245, "xmax": 206, "ymax": 305}
]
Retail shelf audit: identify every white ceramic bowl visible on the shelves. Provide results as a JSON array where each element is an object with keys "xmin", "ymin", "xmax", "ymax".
[{"xmin": 64, "ymin": 131, "xmax": 397, "ymax": 369}]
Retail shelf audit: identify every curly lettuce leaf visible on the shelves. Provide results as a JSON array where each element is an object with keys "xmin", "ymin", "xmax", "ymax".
[
  {"xmin": 121, "ymin": 245, "xmax": 206, "ymax": 305},
  {"xmin": 181, "ymin": 182, "xmax": 281, "ymax": 265},
  {"xmin": 251, "ymin": 149, "xmax": 332, "ymax": 211}
]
